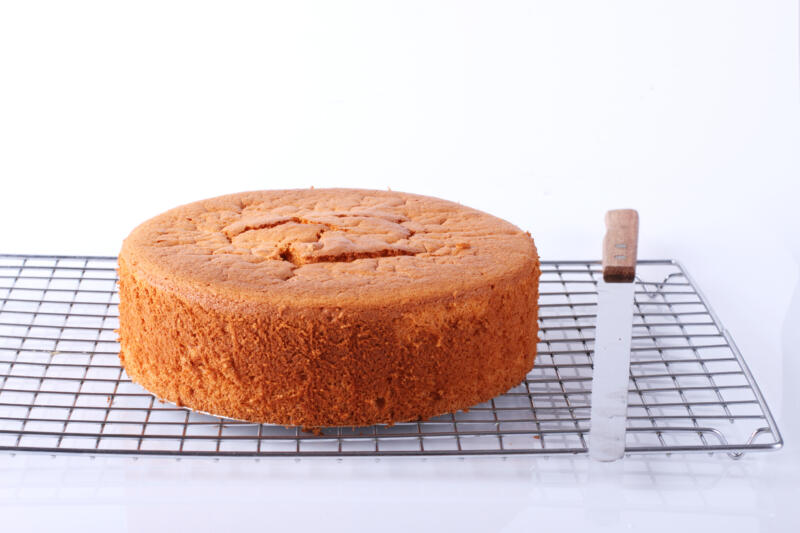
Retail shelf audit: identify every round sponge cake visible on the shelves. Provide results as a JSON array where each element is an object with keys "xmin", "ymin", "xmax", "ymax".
[{"xmin": 118, "ymin": 188, "xmax": 540, "ymax": 427}]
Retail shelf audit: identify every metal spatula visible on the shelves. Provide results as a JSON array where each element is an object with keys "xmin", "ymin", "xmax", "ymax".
[{"xmin": 589, "ymin": 209, "xmax": 639, "ymax": 461}]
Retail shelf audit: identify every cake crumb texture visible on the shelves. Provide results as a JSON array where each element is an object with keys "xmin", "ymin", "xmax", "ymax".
[{"xmin": 118, "ymin": 188, "xmax": 540, "ymax": 426}]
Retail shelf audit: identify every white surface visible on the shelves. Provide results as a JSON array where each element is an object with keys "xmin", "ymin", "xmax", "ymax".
[
  {"xmin": 589, "ymin": 281, "xmax": 635, "ymax": 462},
  {"xmin": 0, "ymin": 1, "xmax": 799, "ymax": 531}
]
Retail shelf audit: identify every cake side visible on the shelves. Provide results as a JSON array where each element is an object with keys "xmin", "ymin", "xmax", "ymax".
[{"xmin": 117, "ymin": 253, "xmax": 540, "ymax": 427}]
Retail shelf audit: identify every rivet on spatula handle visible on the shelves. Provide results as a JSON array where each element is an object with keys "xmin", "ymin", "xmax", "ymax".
[{"xmin": 602, "ymin": 209, "xmax": 639, "ymax": 282}]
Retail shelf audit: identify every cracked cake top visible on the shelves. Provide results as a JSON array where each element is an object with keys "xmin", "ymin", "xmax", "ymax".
[{"xmin": 120, "ymin": 188, "xmax": 537, "ymax": 307}]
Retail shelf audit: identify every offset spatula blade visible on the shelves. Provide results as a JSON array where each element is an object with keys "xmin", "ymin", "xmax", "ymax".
[
  {"xmin": 590, "ymin": 280, "xmax": 635, "ymax": 461},
  {"xmin": 589, "ymin": 209, "xmax": 639, "ymax": 462}
]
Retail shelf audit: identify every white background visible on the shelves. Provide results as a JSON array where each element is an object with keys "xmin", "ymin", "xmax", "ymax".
[{"xmin": 1, "ymin": 1, "xmax": 799, "ymax": 532}]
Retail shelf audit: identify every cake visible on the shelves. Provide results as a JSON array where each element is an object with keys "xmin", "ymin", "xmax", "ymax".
[{"xmin": 117, "ymin": 188, "xmax": 540, "ymax": 427}]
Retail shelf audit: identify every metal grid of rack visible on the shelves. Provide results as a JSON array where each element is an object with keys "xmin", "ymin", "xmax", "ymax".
[{"xmin": 0, "ymin": 254, "xmax": 782, "ymax": 457}]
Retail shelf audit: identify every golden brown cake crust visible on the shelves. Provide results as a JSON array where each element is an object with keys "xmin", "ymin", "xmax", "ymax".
[{"xmin": 118, "ymin": 188, "xmax": 540, "ymax": 426}]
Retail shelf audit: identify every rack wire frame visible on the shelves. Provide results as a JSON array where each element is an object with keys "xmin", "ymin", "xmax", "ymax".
[{"xmin": 0, "ymin": 254, "xmax": 783, "ymax": 458}]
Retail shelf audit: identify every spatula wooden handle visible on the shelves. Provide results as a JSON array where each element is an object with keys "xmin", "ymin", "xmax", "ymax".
[{"xmin": 602, "ymin": 209, "xmax": 639, "ymax": 283}]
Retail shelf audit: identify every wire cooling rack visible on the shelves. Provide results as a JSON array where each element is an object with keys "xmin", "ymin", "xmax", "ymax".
[{"xmin": 0, "ymin": 254, "xmax": 782, "ymax": 458}]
